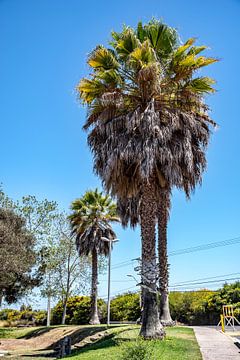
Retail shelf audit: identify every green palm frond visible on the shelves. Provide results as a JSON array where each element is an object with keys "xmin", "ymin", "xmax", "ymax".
[
  {"xmin": 187, "ymin": 45, "xmax": 208, "ymax": 56},
  {"xmin": 141, "ymin": 19, "xmax": 179, "ymax": 59},
  {"xmin": 129, "ymin": 40, "xmax": 156, "ymax": 69},
  {"xmin": 88, "ymin": 45, "xmax": 119, "ymax": 70},
  {"xmin": 112, "ymin": 27, "xmax": 141, "ymax": 60},
  {"xmin": 96, "ymin": 69, "xmax": 123, "ymax": 87},
  {"xmin": 184, "ymin": 77, "xmax": 216, "ymax": 94},
  {"xmin": 69, "ymin": 189, "xmax": 119, "ymax": 256},
  {"xmin": 77, "ymin": 78, "xmax": 106, "ymax": 104},
  {"xmin": 77, "ymin": 19, "xmax": 218, "ymax": 142},
  {"xmin": 173, "ymin": 38, "xmax": 196, "ymax": 61}
]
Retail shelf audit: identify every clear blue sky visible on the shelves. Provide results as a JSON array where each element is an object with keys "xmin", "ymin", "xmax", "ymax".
[{"xmin": 1, "ymin": 0, "xmax": 240, "ymax": 303}]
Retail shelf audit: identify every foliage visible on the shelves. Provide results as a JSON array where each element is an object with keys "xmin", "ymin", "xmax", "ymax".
[
  {"xmin": 51, "ymin": 296, "xmax": 107, "ymax": 325},
  {"xmin": 206, "ymin": 282, "xmax": 240, "ymax": 320},
  {"xmin": 40, "ymin": 212, "xmax": 91, "ymax": 301},
  {"xmin": 0, "ymin": 186, "xmax": 92, "ymax": 323},
  {"xmin": 0, "ymin": 208, "xmax": 40, "ymax": 305},
  {"xmin": 69, "ymin": 189, "xmax": 119, "ymax": 256},
  {"xmin": 169, "ymin": 290, "xmax": 214, "ymax": 325},
  {"xmin": 169, "ymin": 282, "xmax": 240, "ymax": 325},
  {"xmin": 69, "ymin": 189, "xmax": 117, "ymax": 324},
  {"xmin": 0, "ymin": 308, "xmax": 47, "ymax": 327},
  {"xmin": 119, "ymin": 338, "xmax": 155, "ymax": 360},
  {"xmin": 0, "ymin": 186, "xmax": 59, "ymax": 304},
  {"xmin": 77, "ymin": 19, "xmax": 218, "ymax": 337},
  {"xmin": 65, "ymin": 326, "xmax": 202, "ymax": 360},
  {"xmin": 77, "ymin": 19, "xmax": 218, "ymax": 202},
  {"xmin": 110, "ymin": 292, "xmax": 141, "ymax": 322}
]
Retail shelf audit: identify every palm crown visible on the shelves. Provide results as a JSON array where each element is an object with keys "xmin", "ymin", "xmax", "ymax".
[
  {"xmin": 69, "ymin": 189, "xmax": 118, "ymax": 256},
  {"xmin": 77, "ymin": 19, "xmax": 218, "ymax": 200}
]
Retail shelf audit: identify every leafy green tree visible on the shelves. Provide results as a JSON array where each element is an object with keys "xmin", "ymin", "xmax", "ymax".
[
  {"xmin": 52, "ymin": 295, "xmax": 106, "ymax": 325},
  {"xmin": 77, "ymin": 19, "xmax": 218, "ymax": 337},
  {"xmin": 13, "ymin": 194, "xmax": 59, "ymax": 326},
  {"xmin": 0, "ymin": 208, "xmax": 39, "ymax": 307},
  {"xmin": 110, "ymin": 292, "xmax": 141, "ymax": 321},
  {"xmin": 206, "ymin": 282, "xmax": 240, "ymax": 322},
  {"xmin": 69, "ymin": 189, "xmax": 118, "ymax": 325},
  {"xmin": 51, "ymin": 213, "xmax": 92, "ymax": 325}
]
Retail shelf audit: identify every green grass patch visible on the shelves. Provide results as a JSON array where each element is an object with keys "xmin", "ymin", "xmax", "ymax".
[
  {"xmin": 67, "ymin": 326, "xmax": 202, "ymax": 360},
  {"xmin": 0, "ymin": 326, "xmax": 43, "ymax": 339}
]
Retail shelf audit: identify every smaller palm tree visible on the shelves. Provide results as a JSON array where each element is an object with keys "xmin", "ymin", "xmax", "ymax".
[{"xmin": 69, "ymin": 189, "xmax": 118, "ymax": 324}]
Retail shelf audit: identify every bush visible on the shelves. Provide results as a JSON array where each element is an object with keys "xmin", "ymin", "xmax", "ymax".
[
  {"xmin": 169, "ymin": 290, "xmax": 214, "ymax": 325},
  {"xmin": 52, "ymin": 296, "xmax": 106, "ymax": 325},
  {"xmin": 169, "ymin": 282, "xmax": 240, "ymax": 325},
  {"xmin": 0, "ymin": 308, "xmax": 47, "ymax": 327},
  {"xmin": 119, "ymin": 338, "xmax": 155, "ymax": 360},
  {"xmin": 110, "ymin": 292, "xmax": 141, "ymax": 322}
]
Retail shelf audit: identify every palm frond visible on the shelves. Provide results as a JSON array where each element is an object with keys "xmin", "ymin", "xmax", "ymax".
[{"xmin": 88, "ymin": 45, "xmax": 119, "ymax": 70}]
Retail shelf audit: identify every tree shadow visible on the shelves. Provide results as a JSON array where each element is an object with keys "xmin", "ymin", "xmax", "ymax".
[
  {"xmin": 18, "ymin": 327, "xmax": 53, "ymax": 339},
  {"xmin": 66, "ymin": 326, "xmax": 137, "ymax": 358},
  {"xmin": 14, "ymin": 325, "xmax": 136, "ymax": 359}
]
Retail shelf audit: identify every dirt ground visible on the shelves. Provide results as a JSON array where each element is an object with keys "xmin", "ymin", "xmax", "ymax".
[{"xmin": 0, "ymin": 325, "xmax": 111, "ymax": 359}]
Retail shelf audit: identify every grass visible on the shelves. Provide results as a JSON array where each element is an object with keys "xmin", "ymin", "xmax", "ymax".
[
  {"xmin": 0, "ymin": 325, "xmax": 202, "ymax": 359},
  {"xmin": 0, "ymin": 326, "xmax": 44, "ymax": 339},
  {"xmin": 66, "ymin": 326, "xmax": 202, "ymax": 360}
]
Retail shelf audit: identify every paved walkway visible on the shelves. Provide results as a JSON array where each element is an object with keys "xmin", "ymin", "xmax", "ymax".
[{"xmin": 193, "ymin": 326, "xmax": 240, "ymax": 360}]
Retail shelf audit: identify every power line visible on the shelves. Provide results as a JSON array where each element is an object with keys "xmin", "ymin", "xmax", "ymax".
[
  {"xmin": 111, "ymin": 235, "xmax": 240, "ymax": 270},
  {"xmin": 169, "ymin": 276, "xmax": 240, "ymax": 289},
  {"xmin": 169, "ymin": 236, "xmax": 240, "ymax": 256},
  {"xmin": 99, "ymin": 272, "xmax": 240, "ymax": 285},
  {"xmin": 170, "ymin": 272, "xmax": 240, "ymax": 287},
  {"xmin": 99, "ymin": 273, "xmax": 240, "ymax": 299}
]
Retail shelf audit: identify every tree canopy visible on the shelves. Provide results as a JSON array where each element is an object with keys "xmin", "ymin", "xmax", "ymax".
[{"xmin": 0, "ymin": 208, "xmax": 39, "ymax": 305}]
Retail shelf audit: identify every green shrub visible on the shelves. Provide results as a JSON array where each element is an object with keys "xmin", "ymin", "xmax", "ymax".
[
  {"xmin": 119, "ymin": 338, "xmax": 155, "ymax": 360},
  {"xmin": 110, "ymin": 292, "xmax": 141, "ymax": 322},
  {"xmin": 52, "ymin": 296, "xmax": 106, "ymax": 325},
  {"xmin": 169, "ymin": 282, "xmax": 240, "ymax": 325},
  {"xmin": 33, "ymin": 310, "xmax": 47, "ymax": 326},
  {"xmin": 0, "ymin": 308, "xmax": 46, "ymax": 326}
]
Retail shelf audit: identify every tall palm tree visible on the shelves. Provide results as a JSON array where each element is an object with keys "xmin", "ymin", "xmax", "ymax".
[
  {"xmin": 77, "ymin": 19, "xmax": 217, "ymax": 338},
  {"xmin": 69, "ymin": 189, "xmax": 118, "ymax": 325}
]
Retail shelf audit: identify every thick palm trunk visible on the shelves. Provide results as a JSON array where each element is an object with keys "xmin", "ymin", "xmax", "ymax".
[
  {"xmin": 140, "ymin": 181, "xmax": 165, "ymax": 339},
  {"xmin": 89, "ymin": 248, "xmax": 100, "ymax": 325},
  {"xmin": 158, "ymin": 189, "xmax": 174, "ymax": 326}
]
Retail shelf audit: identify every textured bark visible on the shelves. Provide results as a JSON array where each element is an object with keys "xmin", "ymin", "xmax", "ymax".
[
  {"xmin": 89, "ymin": 248, "xmax": 100, "ymax": 325},
  {"xmin": 158, "ymin": 189, "xmax": 174, "ymax": 326},
  {"xmin": 61, "ymin": 297, "xmax": 68, "ymax": 325},
  {"xmin": 140, "ymin": 181, "xmax": 165, "ymax": 339},
  {"xmin": 47, "ymin": 295, "xmax": 51, "ymax": 327}
]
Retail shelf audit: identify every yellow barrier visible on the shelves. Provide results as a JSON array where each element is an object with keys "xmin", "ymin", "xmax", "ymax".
[
  {"xmin": 220, "ymin": 314, "xmax": 225, "ymax": 332},
  {"xmin": 218, "ymin": 305, "xmax": 240, "ymax": 331}
]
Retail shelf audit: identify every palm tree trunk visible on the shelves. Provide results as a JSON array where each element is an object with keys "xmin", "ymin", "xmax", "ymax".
[
  {"xmin": 89, "ymin": 248, "xmax": 100, "ymax": 325},
  {"xmin": 158, "ymin": 188, "xmax": 174, "ymax": 326},
  {"xmin": 140, "ymin": 181, "xmax": 165, "ymax": 339}
]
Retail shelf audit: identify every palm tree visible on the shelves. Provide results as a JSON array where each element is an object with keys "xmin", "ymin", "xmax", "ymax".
[
  {"xmin": 69, "ymin": 189, "xmax": 118, "ymax": 325},
  {"xmin": 77, "ymin": 19, "xmax": 218, "ymax": 338},
  {"xmin": 157, "ymin": 188, "xmax": 173, "ymax": 325}
]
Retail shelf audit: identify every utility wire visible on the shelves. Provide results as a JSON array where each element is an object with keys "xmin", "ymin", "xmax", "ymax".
[
  {"xmin": 111, "ymin": 236, "xmax": 240, "ymax": 270},
  {"xmin": 99, "ymin": 272, "xmax": 240, "ymax": 285},
  {"xmin": 100, "ymin": 273, "xmax": 240, "ymax": 299},
  {"xmin": 169, "ymin": 276, "xmax": 240, "ymax": 288}
]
